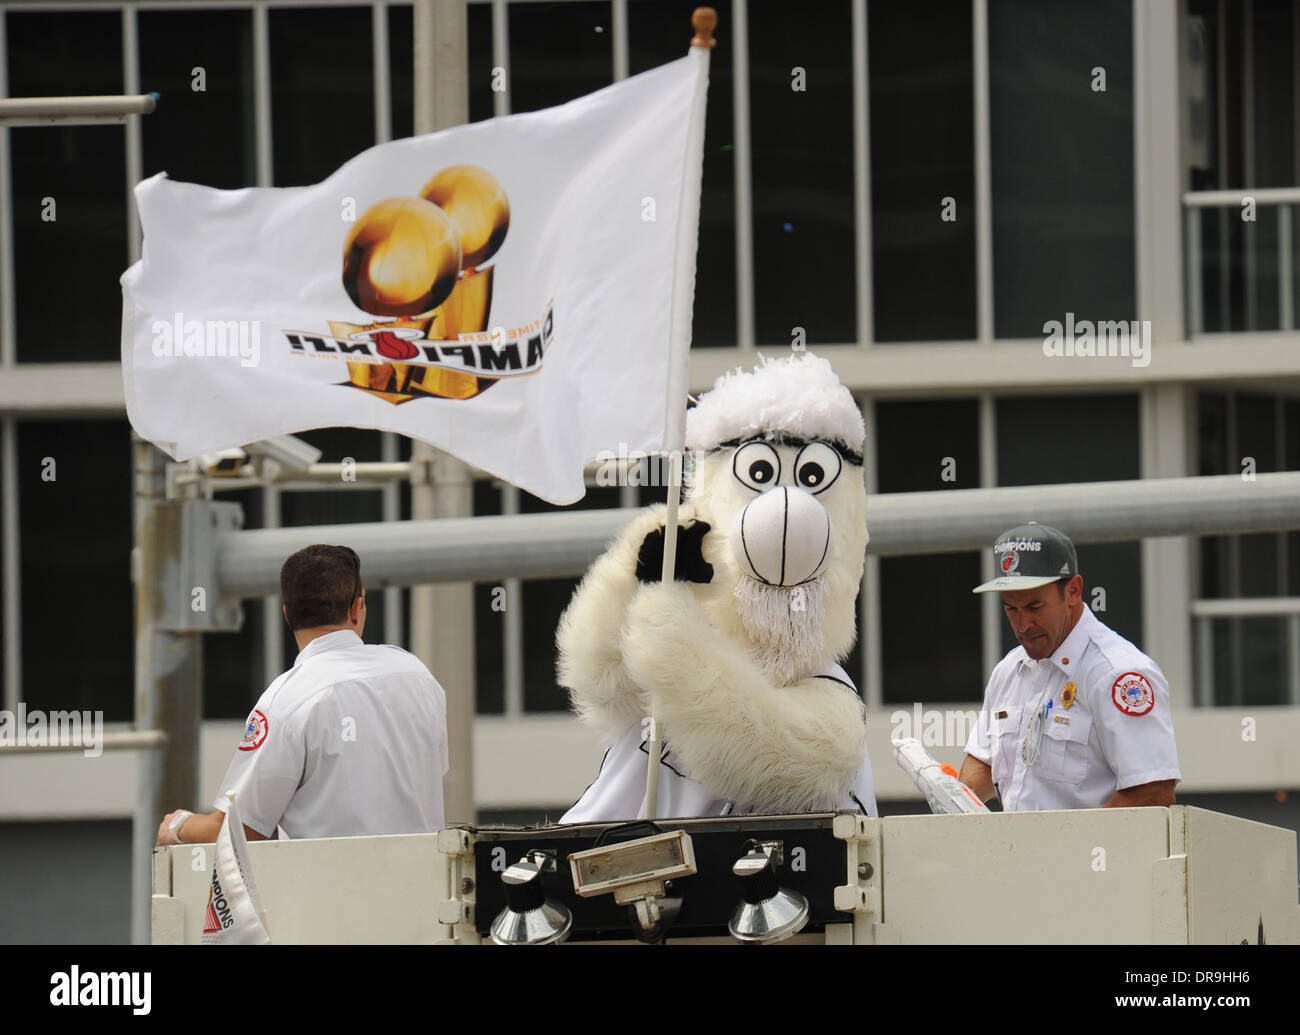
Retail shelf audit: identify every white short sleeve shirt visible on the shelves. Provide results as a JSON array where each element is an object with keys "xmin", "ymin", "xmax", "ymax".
[
  {"xmin": 562, "ymin": 663, "xmax": 877, "ymax": 822},
  {"xmin": 213, "ymin": 630, "xmax": 449, "ymax": 838},
  {"xmin": 962, "ymin": 608, "xmax": 1180, "ymax": 812}
]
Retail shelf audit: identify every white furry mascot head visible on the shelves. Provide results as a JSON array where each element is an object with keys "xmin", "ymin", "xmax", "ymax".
[{"xmin": 558, "ymin": 355, "xmax": 873, "ymax": 819}]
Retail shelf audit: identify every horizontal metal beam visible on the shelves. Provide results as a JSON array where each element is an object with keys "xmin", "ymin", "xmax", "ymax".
[
  {"xmin": 1184, "ymin": 187, "xmax": 1300, "ymax": 207},
  {"xmin": 8, "ymin": 335, "xmax": 1300, "ymax": 421},
  {"xmin": 864, "ymin": 472, "xmax": 1300, "ymax": 555},
  {"xmin": 1190, "ymin": 597, "xmax": 1300, "ymax": 617},
  {"xmin": 215, "ymin": 472, "xmax": 1300, "ymax": 599},
  {"xmin": 0, "ymin": 730, "xmax": 166, "ymax": 755},
  {"xmin": 0, "ymin": 93, "xmax": 157, "ymax": 127}
]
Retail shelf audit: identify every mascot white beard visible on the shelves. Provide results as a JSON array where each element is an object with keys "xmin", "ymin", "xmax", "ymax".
[{"xmin": 558, "ymin": 354, "xmax": 874, "ymax": 819}]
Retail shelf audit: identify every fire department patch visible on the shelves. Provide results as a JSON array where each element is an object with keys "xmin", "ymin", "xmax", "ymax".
[
  {"xmin": 1111, "ymin": 673, "xmax": 1154, "ymax": 717},
  {"xmin": 239, "ymin": 708, "xmax": 269, "ymax": 750}
]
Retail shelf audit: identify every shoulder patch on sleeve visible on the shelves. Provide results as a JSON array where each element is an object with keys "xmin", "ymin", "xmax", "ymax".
[
  {"xmin": 1111, "ymin": 672, "xmax": 1155, "ymax": 717},
  {"xmin": 238, "ymin": 708, "xmax": 269, "ymax": 750}
]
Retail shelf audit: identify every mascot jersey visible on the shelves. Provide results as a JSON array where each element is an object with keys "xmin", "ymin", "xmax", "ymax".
[{"xmin": 562, "ymin": 662, "xmax": 878, "ymax": 822}]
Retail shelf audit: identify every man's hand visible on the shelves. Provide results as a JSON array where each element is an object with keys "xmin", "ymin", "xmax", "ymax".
[
  {"xmin": 157, "ymin": 810, "xmax": 193, "ymax": 846},
  {"xmin": 635, "ymin": 521, "xmax": 713, "ymax": 584},
  {"xmin": 1104, "ymin": 779, "xmax": 1176, "ymax": 808},
  {"xmin": 958, "ymin": 754, "xmax": 997, "ymax": 803},
  {"xmin": 156, "ymin": 808, "xmax": 264, "ymax": 845}
]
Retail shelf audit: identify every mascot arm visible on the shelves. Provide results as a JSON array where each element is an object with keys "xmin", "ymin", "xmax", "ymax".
[
  {"xmin": 623, "ymin": 581, "xmax": 866, "ymax": 814},
  {"xmin": 557, "ymin": 505, "xmax": 686, "ymax": 745}
]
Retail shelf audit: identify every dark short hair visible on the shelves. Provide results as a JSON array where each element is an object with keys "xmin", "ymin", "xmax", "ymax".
[{"xmin": 280, "ymin": 545, "xmax": 362, "ymax": 631}]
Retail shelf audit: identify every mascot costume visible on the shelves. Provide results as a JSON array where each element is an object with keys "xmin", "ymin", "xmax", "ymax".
[{"xmin": 559, "ymin": 354, "xmax": 876, "ymax": 821}]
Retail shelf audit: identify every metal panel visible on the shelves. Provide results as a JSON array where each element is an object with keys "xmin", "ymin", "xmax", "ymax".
[
  {"xmin": 1184, "ymin": 805, "xmax": 1300, "ymax": 943},
  {"xmin": 160, "ymin": 833, "xmax": 452, "ymax": 944},
  {"xmin": 874, "ymin": 808, "xmax": 1171, "ymax": 943}
]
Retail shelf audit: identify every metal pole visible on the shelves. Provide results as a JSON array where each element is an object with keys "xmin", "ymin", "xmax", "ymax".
[
  {"xmin": 502, "ymin": 484, "xmax": 523, "ymax": 719},
  {"xmin": 0, "ymin": 9, "xmax": 20, "ymax": 717},
  {"xmin": 132, "ymin": 438, "xmax": 201, "ymax": 945},
  {"xmin": 1279, "ymin": 204, "xmax": 1293, "ymax": 329},
  {"xmin": 851, "ymin": 0, "xmax": 873, "ymax": 347},
  {"xmin": 732, "ymin": 0, "xmax": 755, "ymax": 351},
  {"xmin": 413, "ymin": 0, "xmax": 475, "ymax": 827},
  {"xmin": 0, "ymin": 93, "xmax": 156, "ymax": 126},
  {"xmin": 0, "ymin": 730, "xmax": 167, "ymax": 756},
  {"xmin": 1244, "ymin": 0, "xmax": 1257, "ymax": 332},
  {"xmin": 972, "ymin": 0, "xmax": 994, "ymax": 345},
  {"xmin": 860, "ymin": 394, "xmax": 882, "ymax": 709},
  {"xmin": 214, "ymin": 472, "xmax": 1300, "ymax": 597},
  {"xmin": 978, "ymin": 392, "xmax": 1000, "ymax": 679},
  {"xmin": 1186, "ymin": 205, "xmax": 1202, "ymax": 335}
]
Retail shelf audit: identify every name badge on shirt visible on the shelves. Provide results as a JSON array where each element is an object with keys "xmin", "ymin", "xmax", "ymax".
[{"xmin": 995, "ymin": 710, "xmax": 1008, "ymax": 719}]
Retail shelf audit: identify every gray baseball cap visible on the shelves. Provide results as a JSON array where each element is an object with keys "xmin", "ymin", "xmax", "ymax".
[{"xmin": 972, "ymin": 522, "xmax": 1078, "ymax": 593}]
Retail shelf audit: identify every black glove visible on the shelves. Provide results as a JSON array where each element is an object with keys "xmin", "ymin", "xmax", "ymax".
[{"xmin": 636, "ymin": 521, "xmax": 713, "ymax": 584}]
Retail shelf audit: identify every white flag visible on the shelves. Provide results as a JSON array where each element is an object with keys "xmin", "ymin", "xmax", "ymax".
[
  {"xmin": 121, "ymin": 54, "xmax": 706, "ymax": 505},
  {"xmin": 200, "ymin": 793, "xmax": 271, "ymax": 945}
]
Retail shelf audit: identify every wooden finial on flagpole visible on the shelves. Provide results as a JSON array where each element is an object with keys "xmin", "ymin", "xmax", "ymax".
[{"xmin": 691, "ymin": 8, "xmax": 717, "ymax": 48}]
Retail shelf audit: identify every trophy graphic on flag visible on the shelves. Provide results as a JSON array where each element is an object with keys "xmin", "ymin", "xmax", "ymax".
[{"xmin": 336, "ymin": 164, "xmax": 510, "ymax": 403}]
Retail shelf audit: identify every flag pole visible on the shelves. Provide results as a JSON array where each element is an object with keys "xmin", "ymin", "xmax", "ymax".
[{"xmin": 643, "ymin": 7, "xmax": 715, "ymax": 821}]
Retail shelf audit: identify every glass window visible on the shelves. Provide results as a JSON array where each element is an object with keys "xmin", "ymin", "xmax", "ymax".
[
  {"xmin": 508, "ymin": 1, "xmax": 612, "ymax": 115},
  {"xmin": 520, "ymin": 483, "xmax": 620, "ymax": 712},
  {"xmin": 989, "ymin": 0, "xmax": 1135, "ymax": 338},
  {"xmin": 1195, "ymin": 391, "xmax": 1295, "ymax": 707},
  {"xmin": 140, "ymin": 8, "xmax": 255, "ymax": 190},
  {"xmin": 1203, "ymin": 616, "xmax": 1287, "ymax": 708},
  {"xmin": 629, "ymin": 0, "xmax": 737, "ymax": 347},
  {"xmin": 868, "ymin": 0, "xmax": 976, "ymax": 342},
  {"xmin": 995, "ymin": 393, "xmax": 1142, "ymax": 654},
  {"xmin": 749, "ymin": 1, "xmax": 855, "ymax": 346},
  {"xmin": 9, "ymin": 12, "xmax": 126, "ymax": 362},
  {"xmin": 1187, "ymin": 0, "xmax": 1299, "ymax": 333},
  {"xmin": 875, "ymin": 399, "xmax": 983, "ymax": 703},
  {"xmin": 269, "ymin": 6, "xmax": 374, "ymax": 186},
  {"xmin": 18, "ymin": 420, "xmax": 133, "ymax": 721}
]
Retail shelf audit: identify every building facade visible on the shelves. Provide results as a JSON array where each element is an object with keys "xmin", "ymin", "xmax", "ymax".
[{"xmin": 1, "ymin": 0, "xmax": 1298, "ymax": 942}]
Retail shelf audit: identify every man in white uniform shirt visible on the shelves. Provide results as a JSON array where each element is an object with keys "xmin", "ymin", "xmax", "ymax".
[
  {"xmin": 157, "ymin": 544, "xmax": 448, "ymax": 845},
  {"xmin": 958, "ymin": 523, "xmax": 1180, "ymax": 811}
]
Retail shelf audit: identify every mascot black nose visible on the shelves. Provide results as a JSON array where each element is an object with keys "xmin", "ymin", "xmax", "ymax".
[{"xmin": 731, "ymin": 487, "xmax": 832, "ymax": 587}]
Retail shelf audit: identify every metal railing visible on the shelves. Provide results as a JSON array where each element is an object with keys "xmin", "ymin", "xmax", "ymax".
[
  {"xmin": 1183, "ymin": 187, "xmax": 1299, "ymax": 335},
  {"xmin": 1190, "ymin": 597, "xmax": 1300, "ymax": 708},
  {"xmin": 0, "ymin": 729, "xmax": 166, "ymax": 756}
]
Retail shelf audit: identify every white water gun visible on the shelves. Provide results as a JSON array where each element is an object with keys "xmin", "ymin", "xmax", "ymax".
[{"xmin": 892, "ymin": 737, "xmax": 990, "ymax": 815}]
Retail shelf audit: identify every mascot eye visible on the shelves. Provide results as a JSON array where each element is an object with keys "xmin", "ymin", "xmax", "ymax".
[
  {"xmin": 794, "ymin": 442, "xmax": 843, "ymax": 494},
  {"xmin": 733, "ymin": 441, "xmax": 781, "ymax": 493}
]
